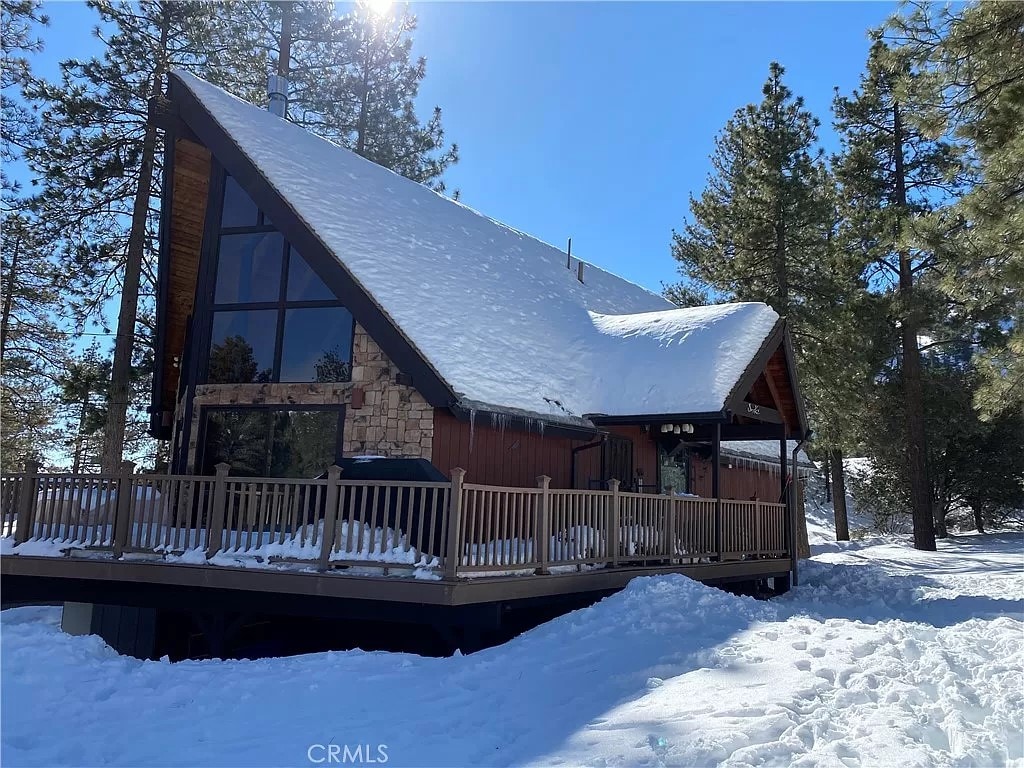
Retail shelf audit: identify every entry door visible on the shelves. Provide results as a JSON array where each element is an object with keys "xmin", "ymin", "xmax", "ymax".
[{"xmin": 604, "ymin": 435, "xmax": 634, "ymax": 490}]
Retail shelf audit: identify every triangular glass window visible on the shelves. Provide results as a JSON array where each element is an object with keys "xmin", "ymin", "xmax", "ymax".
[
  {"xmin": 286, "ymin": 247, "xmax": 335, "ymax": 301},
  {"xmin": 221, "ymin": 175, "xmax": 260, "ymax": 228}
]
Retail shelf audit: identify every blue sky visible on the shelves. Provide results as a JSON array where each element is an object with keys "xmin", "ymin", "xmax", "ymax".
[{"xmin": 32, "ymin": 1, "xmax": 895, "ymax": 294}]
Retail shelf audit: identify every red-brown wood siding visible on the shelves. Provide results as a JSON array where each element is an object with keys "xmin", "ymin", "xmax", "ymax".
[
  {"xmin": 691, "ymin": 457, "xmax": 785, "ymax": 502},
  {"xmin": 432, "ymin": 411, "xmax": 660, "ymax": 490}
]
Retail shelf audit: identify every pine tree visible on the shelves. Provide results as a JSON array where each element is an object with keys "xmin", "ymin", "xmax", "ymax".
[
  {"xmin": 217, "ymin": 1, "xmax": 458, "ymax": 189},
  {"xmin": 25, "ymin": 0, "xmax": 259, "ymax": 471},
  {"xmin": 833, "ymin": 41, "xmax": 966, "ymax": 550},
  {"xmin": 0, "ymin": 211, "xmax": 68, "ymax": 469},
  {"xmin": 0, "ymin": 0, "xmax": 47, "ymax": 193},
  {"xmin": 58, "ymin": 346, "xmax": 112, "ymax": 473},
  {"xmin": 669, "ymin": 62, "xmax": 862, "ymax": 540},
  {"xmin": 887, "ymin": 3, "xmax": 1024, "ymax": 419}
]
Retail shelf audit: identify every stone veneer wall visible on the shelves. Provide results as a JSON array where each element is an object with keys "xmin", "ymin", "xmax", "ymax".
[{"xmin": 182, "ymin": 324, "xmax": 433, "ymax": 471}]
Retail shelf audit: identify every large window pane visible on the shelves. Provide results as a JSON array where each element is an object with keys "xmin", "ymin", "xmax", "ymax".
[
  {"xmin": 201, "ymin": 409, "xmax": 339, "ymax": 478},
  {"xmin": 268, "ymin": 411, "xmax": 339, "ymax": 478},
  {"xmin": 280, "ymin": 307, "xmax": 353, "ymax": 382},
  {"xmin": 215, "ymin": 232, "xmax": 284, "ymax": 304},
  {"xmin": 286, "ymin": 248, "xmax": 335, "ymax": 301},
  {"xmin": 221, "ymin": 175, "xmax": 259, "ymax": 229},
  {"xmin": 201, "ymin": 409, "xmax": 273, "ymax": 476},
  {"xmin": 209, "ymin": 310, "xmax": 277, "ymax": 383}
]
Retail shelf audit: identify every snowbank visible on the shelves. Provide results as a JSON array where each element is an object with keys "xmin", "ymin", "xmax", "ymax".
[{"xmin": 3, "ymin": 533, "xmax": 1021, "ymax": 767}]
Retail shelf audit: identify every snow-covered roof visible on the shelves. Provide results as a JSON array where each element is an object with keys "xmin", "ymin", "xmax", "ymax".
[
  {"xmin": 722, "ymin": 440, "xmax": 814, "ymax": 470},
  {"xmin": 174, "ymin": 72, "xmax": 781, "ymax": 424}
]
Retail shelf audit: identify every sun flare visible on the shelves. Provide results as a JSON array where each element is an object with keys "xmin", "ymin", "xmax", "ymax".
[{"xmin": 365, "ymin": 0, "xmax": 393, "ymax": 18}]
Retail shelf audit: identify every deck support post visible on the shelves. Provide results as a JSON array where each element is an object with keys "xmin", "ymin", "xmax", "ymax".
[
  {"xmin": 713, "ymin": 423, "xmax": 722, "ymax": 561},
  {"xmin": 780, "ymin": 430, "xmax": 792, "ymax": 567},
  {"xmin": 205, "ymin": 462, "xmax": 230, "ymax": 560},
  {"xmin": 444, "ymin": 468, "xmax": 466, "ymax": 579},
  {"xmin": 14, "ymin": 459, "xmax": 42, "ymax": 544},
  {"xmin": 112, "ymin": 460, "xmax": 136, "ymax": 557},
  {"xmin": 318, "ymin": 465, "xmax": 342, "ymax": 571},
  {"xmin": 535, "ymin": 475, "xmax": 551, "ymax": 574},
  {"xmin": 608, "ymin": 478, "xmax": 620, "ymax": 567}
]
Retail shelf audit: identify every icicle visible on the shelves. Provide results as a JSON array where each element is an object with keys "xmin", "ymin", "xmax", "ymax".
[{"xmin": 468, "ymin": 408, "xmax": 476, "ymax": 451}]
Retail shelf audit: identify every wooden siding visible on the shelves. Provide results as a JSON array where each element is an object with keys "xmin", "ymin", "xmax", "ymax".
[
  {"xmin": 766, "ymin": 346, "xmax": 800, "ymax": 431},
  {"xmin": 432, "ymin": 411, "xmax": 660, "ymax": 490},
  {"xmin": 692, "ymin": 457, "xmax": 785, "ymax": 502},
  {"xmin": 161, "ymin": 138, "xmax": 211, "ymax": 408},
  {"xmin": 433, "ymin": 409, "xmax": 579, "ymax": 487}
]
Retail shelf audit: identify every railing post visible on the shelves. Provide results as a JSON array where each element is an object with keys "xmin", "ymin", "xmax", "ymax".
[
  {"xmin": 444, "ymin": 467, "xmax": 466, "ymax": 579},
  {"xmin": 607, "ymin": 478, "xmax": 620, "ymax": 567},
  {"xmin": 318, "ymin": 465, "xmax": 342, "ymax": 570},
  {"xmin": 665, "ymin": 485, "xmax": 675, "ymax": 564},
  {"xmin": 755, "ymin": 500, "xmax": 762, "ymax": 557},
  {"xmin": 715, "ymin": 499, "xmax": 723, "ymax": 562},
  {"xmin": 112, "ymin": 460, "xmax": 136, "ymax": 557},
  {"xmin": 14, "ymin": 459, "xmax": 42, "ymax": 544},
  {"xmin": 535, "ymin": 475, "xmax": 551, "ymax": 574},
  {"xmin": 205, "ymin": 462, "xmax": 230, "ymax": 560}
]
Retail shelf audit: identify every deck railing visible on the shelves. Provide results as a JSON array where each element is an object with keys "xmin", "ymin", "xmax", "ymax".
[{"xmin": 1, "ymin": 463, "xmax": 789, "ymax": 578}]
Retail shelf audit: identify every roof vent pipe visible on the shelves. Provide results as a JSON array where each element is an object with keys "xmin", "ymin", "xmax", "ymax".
[
  {"xmin": 577, "ymin": 260, "xmax": 585, "ymax": 283},
  {"xmin": 566, "ymin": 238, "xmax": 572, "ymax": 270},
  {"xmin": 267, "ymin": 74, "xmax": 288, "ymax": 117}
]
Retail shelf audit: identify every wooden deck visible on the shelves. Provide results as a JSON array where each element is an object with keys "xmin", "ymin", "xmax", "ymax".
[{"xmin": 1, "ymin": 464, "xmax": 795, "ymax": 609}]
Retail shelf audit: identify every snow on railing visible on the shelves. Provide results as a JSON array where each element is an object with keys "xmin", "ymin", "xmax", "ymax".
[{"xmin": 1, "ymin": 464, "xmax": 789, "ymax": 578}]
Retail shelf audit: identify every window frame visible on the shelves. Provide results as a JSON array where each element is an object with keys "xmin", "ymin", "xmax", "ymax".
[
  {"xmin": 199, "ymin": 164, "xmax": 355, "ymax": 384},
  {"xmin": 196, "ymin": 403, "xmax": 346, "ymax": 479}
]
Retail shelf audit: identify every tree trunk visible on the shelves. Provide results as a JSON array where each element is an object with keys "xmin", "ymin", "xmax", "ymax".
[
  {"xmin": 972, "ymin": 501, "xmax": 985, "ymax": 534},
  {"xmin": 934, "ymin": 506, "xmax": 948, "ymax": 538},
  {"xmin": 100, "ymin": 8, "xmax": 170, "ymax": 473},
  {"xmin": 355, "ymin": 31, "xmax": 372, "ymax": 156},
  {"xmin": 893, "ymin": 101, "xmax": 935, "ymax": 552},
  {"xmin": 829, "ymin": 449, "xmax": 850, "ymax": 541},
  {"xmin": 823, "ymin": 458, "xmax": 832, "ymax": 503},
  {"xmin": 0, "ymin": 231, "xmax": 20, "ymax": 360},
  {"xmin": 72, "ymin": 395, "xmax": 89, "ymax": 474}
]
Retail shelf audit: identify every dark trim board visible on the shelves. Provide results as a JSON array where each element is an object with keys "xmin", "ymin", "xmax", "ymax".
[
  {"xmin": 150, "ymin": 127, "xmax": 178, "ymax": 440},
  {"xmin": 168, "ymin": 74, "xmax": 456, "ymax": 410},
  {"xmin": 1, "ymin": 555, "xmax": 794, "ymax": 610},
  {"xmin": 588, "ymin": 411, "xmax": 728, "ymax": 427}
]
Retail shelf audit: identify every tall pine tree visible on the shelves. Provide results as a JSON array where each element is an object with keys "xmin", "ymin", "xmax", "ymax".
[
  {"xmin": 217, "ymin": 1, "xmax": 458, "ymax": 189},
  {"xmin": 26, "ymin": 1, "xmax": 273, "ymax": 471},
  {"xmin": 669, "ymin": 62, "xmax": 860, "ymax": 540},
  {"xmin": 833, "ymin": 41, "xmax": 966, "ymax": 549},
  {"xmin": 887, "ymin": 3, "xmax": 1024, "ymax": 419}
]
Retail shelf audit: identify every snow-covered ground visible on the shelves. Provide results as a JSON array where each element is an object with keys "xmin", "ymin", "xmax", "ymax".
[{"xmin": 3, "ymin": 532, "xmax": 1022, "ymax": 767}]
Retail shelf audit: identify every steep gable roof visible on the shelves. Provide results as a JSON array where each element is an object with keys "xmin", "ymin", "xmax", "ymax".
[{"xmin": 169, "ymin": 72, "xmax": 788, "ymax": 427}]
